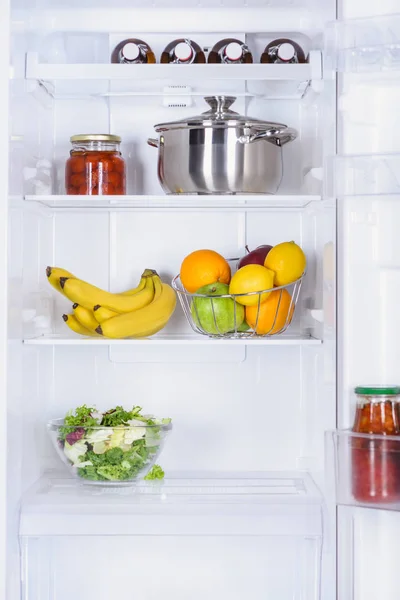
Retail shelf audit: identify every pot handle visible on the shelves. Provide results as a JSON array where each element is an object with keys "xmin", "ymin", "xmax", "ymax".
[
  {"xmin": 147, "ymin": 138, "xmax": 159, "ymax": 149},
  {"xmin": 239, "ymin": 127, "xmax": 297, "ymax": 147}
]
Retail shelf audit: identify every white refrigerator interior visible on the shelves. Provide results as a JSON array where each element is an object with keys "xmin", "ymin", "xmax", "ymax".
[{"xmin": 2, "ymin": 0, "xmax": 400, "ymax": 597}]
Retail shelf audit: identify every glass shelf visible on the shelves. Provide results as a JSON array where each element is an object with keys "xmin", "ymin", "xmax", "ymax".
[
  {"xmin": 26, "ymin": 52, "xmax": 320, "ymax": 82},
  {"xmin": 23, "ymin": 332, "xmax": 322, "ymax": 346},
  {"xmin": 20, "ymin": 471, "xmax": 323, "ymax": 537},
  {"xmin": 25, "ymin": 51, "xmax": 322, "ymax": 100},
  {"xmin": 23, "ymin": 194, "xmax": 321, "ymax": 211}
]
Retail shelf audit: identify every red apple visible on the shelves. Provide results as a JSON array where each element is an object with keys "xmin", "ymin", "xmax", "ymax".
[{"xmin": 238, "ymin": 245, "xmax": 273, "ymax": 269}]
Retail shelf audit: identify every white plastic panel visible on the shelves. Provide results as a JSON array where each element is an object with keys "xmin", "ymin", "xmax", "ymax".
[
  {"xmin": 13, "ymin": 8, "xmax": 328, "ymax": 34},
  {"xmin": 22, "ymin": 533, "xmax": 322, "ymax": 600},
  {"xmin": 338, "ymin": 506, "xmax": 400, "ymax": 600}
]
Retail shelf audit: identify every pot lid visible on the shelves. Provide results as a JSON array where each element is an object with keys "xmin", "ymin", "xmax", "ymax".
[{"xmin": 154, "ymin": 96, "xmax": 287, "ymax": 131}]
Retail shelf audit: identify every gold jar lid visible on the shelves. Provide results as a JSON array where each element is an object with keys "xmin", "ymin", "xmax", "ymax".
[{"xmin": 70, "ymin": 134, "xmax": 122, "ymax": 143}]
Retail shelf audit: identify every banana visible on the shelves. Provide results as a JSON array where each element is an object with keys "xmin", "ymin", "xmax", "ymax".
[
  {"xmin": 72, "ymin": 304, "xmax": 99, "ymax": 331},
  {"xmin": 62, "ymin": 314, "xmax": 99, "ymax": 337},
  {"xmin": 92, "ymin": 270, "xmax": 155, "ymax": 322},
  {"xmin": 46, "ymin": 267, "xmax": 75, "ymax": 296},
  {"xmin": 93, "ymin": 306, "xmax": 119, "ymax": 324},
  {"xmin": 120, "ymin": 269, "xmax": 156, "ymax": 296},
  {"xmin": 60, "ymin": 271, "xmax": 155, "ymax": 313},
  {"xmin": 96, "ymin": 275, "xmax": 176, "ymax": 339}
]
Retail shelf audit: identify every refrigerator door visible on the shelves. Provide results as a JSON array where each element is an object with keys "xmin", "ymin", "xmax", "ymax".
[
  {"xmin": 334, "ymin": 0, "xmax": 400, "ymax": 598},
  {"xmin": 0, "ymin": 0, "xmax": 11, "ymax": 598}
]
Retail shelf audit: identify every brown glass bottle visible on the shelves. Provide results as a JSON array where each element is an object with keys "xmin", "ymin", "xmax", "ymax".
[
  {"xmin": 208, "ymin": 39, "xmax": 253, "ymax": 64},
  {"xmin": 261, "ymin": 38, "xmax": 307, "ymax": 64},
  {"xmin": 111, "ymin": 39, "xmax": 156, "ymax": 64},
  {"xmin": 160, "ymin": 39, "xmax": 206, "ymax": 64}
]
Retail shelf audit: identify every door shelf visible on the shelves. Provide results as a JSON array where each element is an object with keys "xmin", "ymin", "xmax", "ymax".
[
  {"xmin": 326, "ymin": 13, "xmax": 400, "ymax": 73},
  {"xmin": 333, "ymin": 153, "xmax": 400, "ymax": 196},
  {"xmin": 25, "ymin": 51, "xmax": 322, "ymax": 99},
  {"xmin": 23, "ymin": 332, "xmax": 322, "ymax": 346},
  {"xmin": 20, "ymin": 471, "xmax": 323, "ymax": 537},
  {"xmin": 23, "ymin": 194, "xmax": 322, "ymax": 211},
  {"xmin": 329, "ymin": 430, "xmax": 400, "ymax": 512}
]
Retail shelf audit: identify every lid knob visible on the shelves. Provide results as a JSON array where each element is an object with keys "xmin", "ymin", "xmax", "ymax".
[{"xmin": 204, "ymin": 95, "xmax": 237, "ymax": 115}]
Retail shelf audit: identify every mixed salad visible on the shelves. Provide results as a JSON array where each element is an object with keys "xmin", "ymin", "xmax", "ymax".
[{"xmin": 55, "ymin": 404, "xmax": 171, "ymax": 482}]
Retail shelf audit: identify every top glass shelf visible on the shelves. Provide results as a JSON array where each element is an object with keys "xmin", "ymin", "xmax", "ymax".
[{"xmin": 24, "ymin": 51, "xmax": 322, "ymax": 100}]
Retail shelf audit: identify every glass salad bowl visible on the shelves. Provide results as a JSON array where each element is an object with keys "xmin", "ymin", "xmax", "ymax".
[{"xmin": 48, "ymin": 416, "xmax": 172, "ymax": 486}]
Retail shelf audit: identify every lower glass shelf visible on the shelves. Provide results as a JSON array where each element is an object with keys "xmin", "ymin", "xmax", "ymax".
[
  {"xmin": 329, "ymin": 430, "xmax": 400, "ymax": 512},
  {"xmin": 20, "ymin": 471, "xmax": 323, "ymax": 537},
  {"xmin": 23, "ymin": 332, "xmax": 322, "ymax": 346}
]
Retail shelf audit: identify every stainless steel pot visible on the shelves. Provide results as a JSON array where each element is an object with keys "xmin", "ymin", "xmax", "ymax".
[{"xmin": 147, "ymin": 96, "xmax": 297, "ymax": 195}]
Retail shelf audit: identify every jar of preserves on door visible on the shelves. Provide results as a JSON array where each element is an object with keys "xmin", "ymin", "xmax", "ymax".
[
  {"xmin": 65, "ymin": 134, "xmax": 126, "ymax": 195},
  {"xmin": 351, "ymin": 385, "xmax": 400, "ymax": 504}
]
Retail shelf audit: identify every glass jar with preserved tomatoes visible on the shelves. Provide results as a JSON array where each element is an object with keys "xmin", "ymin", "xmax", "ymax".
[
  {"xmin": 352, "ymin": 385, "xmax": 400, "ymax": 504},
  {"xmin": 65, "ymin": 134, "xmax": 126, "ymax": 195}
]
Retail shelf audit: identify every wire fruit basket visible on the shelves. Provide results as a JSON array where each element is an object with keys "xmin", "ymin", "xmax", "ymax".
[{"xmin": 172, "ymin": 259, "xmax": 305, "ymax": 339}]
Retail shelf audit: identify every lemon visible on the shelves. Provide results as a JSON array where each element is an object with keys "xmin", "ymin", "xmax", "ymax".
[
  {"xmin": 264, "ymin": 241, "xmax": 306, "ymax": 286},
  {"xmin": 229, "ymin": 264, "xmax": 275, "ymax": 306}
]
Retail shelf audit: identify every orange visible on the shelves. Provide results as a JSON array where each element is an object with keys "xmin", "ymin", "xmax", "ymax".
[
  {"xmin": 180, "ymin": 249, "xmax": 231, "ymax": 293},
  {"xmin": 264, "ymin": 241, "xmax": 306, "ymax": 286},
  {"xmin": 229, "ymin": 264, "xmax": 275, "ymax": 306},
  {"xmin": 245, "ymin": 288, "xmax": 294, "ymax": 335}
]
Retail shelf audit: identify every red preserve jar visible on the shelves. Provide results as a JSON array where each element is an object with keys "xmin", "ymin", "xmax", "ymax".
[
  {"xmin": 66, "ymin": 134, "xmax": 126, "ymax": 195},
  {"xmin": 351, "ymin": 385, "xmax": 400, "ymax": 504}
]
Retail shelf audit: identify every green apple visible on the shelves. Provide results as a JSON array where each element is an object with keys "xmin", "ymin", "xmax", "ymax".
[{"xmin": 191, "ymin": 282, "xmax": 245, "ymax": 335}]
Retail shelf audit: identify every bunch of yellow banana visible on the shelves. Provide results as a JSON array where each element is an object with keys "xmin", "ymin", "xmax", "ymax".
[{"xmin": 46, "ymin": 266, "xmax": 176, "ymax": 339}]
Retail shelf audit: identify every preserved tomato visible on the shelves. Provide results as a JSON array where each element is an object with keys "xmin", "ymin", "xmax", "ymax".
[
  {"xmin": 65, "ymin": 134, "xmax": 126, "ymax": 196},
  {"xmin": 351, "ymin": 386, "xmax": 400, "ymax": 504}
]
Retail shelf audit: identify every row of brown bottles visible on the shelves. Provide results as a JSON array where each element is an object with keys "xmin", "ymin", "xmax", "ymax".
[{"xmin": 111, "ymin": 38, "xmax": 307, "ymax": 65}]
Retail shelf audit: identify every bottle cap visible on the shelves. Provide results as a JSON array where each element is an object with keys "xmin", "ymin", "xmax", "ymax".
[
  {"xmin": 70, "ymin": 134, "xmax": 122, "ymax": 143},
  {"xmin": 355, "ymin": 386, "xmax": 400, "ymax": 396},
  {"xmin": 174, "ymin": 42, "xmax": 193, "ymax": 62},
  {"xmin": 225, "ymin": 42, "xmax": 243, "ymax": 61},
  {"xmin": 277, "ymin": 42, "xmax": 296, "ymax": 62},
  {"xmin": 122, "ymin": 42, "xmax": 140, "ymax": 61}
]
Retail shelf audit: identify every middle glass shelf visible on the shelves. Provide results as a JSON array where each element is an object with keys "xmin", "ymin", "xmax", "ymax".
[
  {"xmin": 23, "ymin": 333, "xmax": 322, "ymax": 346},
  {"xmin": 22, "ymin": 194, "xmax": 321, "ymax": 211}
]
